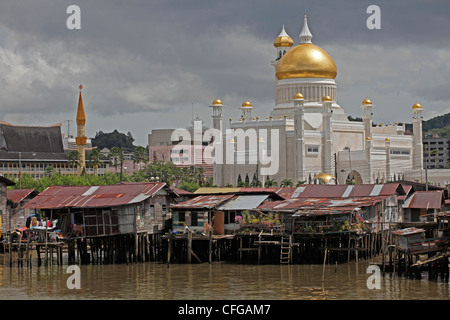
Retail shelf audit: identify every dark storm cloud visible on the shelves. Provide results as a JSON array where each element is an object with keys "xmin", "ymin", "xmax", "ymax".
[{"xmin": 0, "ymin": 0, "xmax": 449, "ymax": 145}]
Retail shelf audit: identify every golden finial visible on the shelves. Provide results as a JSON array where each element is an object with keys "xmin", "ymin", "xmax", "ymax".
[{"xmin": 79, "ymin": 84, "xmax": 83, "ymax": 91}]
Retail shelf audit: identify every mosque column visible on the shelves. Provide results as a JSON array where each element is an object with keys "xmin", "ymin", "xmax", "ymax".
[
  {"xmin": 210, "ymin": 99, "xmax": 224, "ymax": 186},
  {"xmin": 385, "ymin": 138, "xmax": 391, "ymax": 181},
  {"xmin": 321, "ymin": 95, "xmax": 333, "ymax": 175},
  {"xmin": 365, "ymin": 137, "xmax": 372, "ymax": 184},
  {"xmin": 412, "ymin": 103, "xmax": 424, "ymax": 171},
  {"xmin": 361, "ymin": 99, "xmax": 374, "ymax": 140},
  {"xmin": 293, "ymin": 93, "xmax": 305, "ymax": 182}
]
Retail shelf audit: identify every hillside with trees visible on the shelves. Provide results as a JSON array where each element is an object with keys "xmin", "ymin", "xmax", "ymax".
[{"xmin": 91, "ymin": 130, "xmax": 136, "ymax": 150}]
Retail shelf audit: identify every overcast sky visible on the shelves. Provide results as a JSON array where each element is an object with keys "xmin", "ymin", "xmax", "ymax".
[{"xmin": 0, "ymin": 0, "xmax": 449, "ymax": 146}]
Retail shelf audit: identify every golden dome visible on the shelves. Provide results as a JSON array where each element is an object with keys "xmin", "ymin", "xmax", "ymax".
[
  {"xmin": 362, "ymin": 99, "xmax": 372, "ymax": 105},
  {"xmin": 322, "ymin": 95, "xmax": 332, "ymax": 102},
  {"xmin": 293, "ymin": 92, "xmax": 304, "ymax": 100},
  {"xmin": 211, "ymin": 98, "xmax": 223, "ymax": 106},
  {"xmin": 241, "ymin": 101, "xmax": 252, "ymax": 108},
  {"xmin": 366, "ymin": 137, "xmax": 371, "ymax": 140},
  {"xmin": 274, "ymin": 25, "xmax": 294, "ymax": 48},
  {"xmin": 276, "ymin": 43, "xmax": 337, "ymax": 80},
  {"xmin": 412, "ymin": 103, "xmax": 422, "ymax": 109},
  {"xmin": 313, "ymin": 173, "xmax": 335, "ymax": 184},
  {"xmin": 274, "ymin": 35, "xmax": 294, "ymax": 48},
  {"xmin": 385, "ymin": 137, "xmax": 391, "ymax": 142}
]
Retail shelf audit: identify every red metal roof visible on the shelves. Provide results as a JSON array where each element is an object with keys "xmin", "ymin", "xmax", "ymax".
[
  {"xmin": 403, "ymin": 190, "xmax": 443, "ymax": 209},
  {"xmin": 22, "ymin": 182, "xmax": 167, "ymax": 209},
  {"xmin": 290, "ymin": 183, "xmax": 402, "ymax": 198},
  {"xmin": 7, "ymin": 189, "xmax": 36, "ymax": 203},
  {"xmin": 258, "ymin": 196, "xmax": 386, "ymax": 212},
  {"xmin": 171, "ymin": 194, "xmax": 235, "ymax": 210}
]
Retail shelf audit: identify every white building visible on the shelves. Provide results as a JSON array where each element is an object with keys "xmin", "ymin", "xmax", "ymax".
[{"xmin": 211, "ymin": 15, "xmax": 424, "ymax": 187}]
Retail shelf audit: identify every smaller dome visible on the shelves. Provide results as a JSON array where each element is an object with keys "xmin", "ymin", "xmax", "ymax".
[
  {"xmin": 211, "ymin": 98, "xmax": 223, "ymax": 106},
  {"xmin": 412, "ymin": 103, "xmax": 422, "ymax": 109},
  {"xmin": 366, "ymin": 137, "xmax": 371, "ymax": 140},
  {"xmin": 362, "ymin": 99, "xmax": 372, "ymax": 105},
  {"xmin": 322, "ymin": 95, "xmax": 332, "ymax": 102},
  {"xmin": 293, "ymin": 92, "xmax": 304, "ymax": 100},
  {"xmin": 241, "ymin": 101, "xmax": 252, "ymax": 108},
  {"xmin": 385, "ymin": 137, "xmax": 390, "ymax": 142},
  {"xmin": 313, "ymin": 173, "xmax": 335, "ymax": 184},
  {"xmin": 273, "ymin": 25, "xmax": 294, "ymax": 48}
]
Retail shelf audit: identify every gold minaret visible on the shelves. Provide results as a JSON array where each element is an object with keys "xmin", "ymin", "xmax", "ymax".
[{"xmin": 76, "ymin": 84, "xmax": 87, "ymax": 175}]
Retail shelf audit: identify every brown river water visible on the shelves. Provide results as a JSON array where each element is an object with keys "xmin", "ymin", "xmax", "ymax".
[{"xmin": 0, "ymin": 258, "xmax": 449, "ymax": 300}]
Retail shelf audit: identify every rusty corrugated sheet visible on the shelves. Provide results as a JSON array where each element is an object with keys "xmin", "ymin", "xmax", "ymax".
[
  {"xmin": 22, "ymin": 182, "xmax": 167, "ymax": 209},
  {"xmin": 258, "ymin": 196, "xmax": 386, "ymax": 212},
  {"xmin": 7, "ymin": 189, "xmax": 36, "ymax": 203},
  {"xmin": 171, "ymin": 194, "xmax": 235, "ymax": 210},
  {"xmin": 403, "ymin": 190, "xmax": 443, "ymax": 209}
]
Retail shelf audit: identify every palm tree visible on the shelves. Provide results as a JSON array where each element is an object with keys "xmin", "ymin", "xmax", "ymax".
[
  {"xmin": 88, "ymin": 148, "xmax": 103, "ymax": 175},
  {"xmin": 280, "ymin": 178, "xmax": 293, "ymax": 188},
  {"xmin": 133, "ymin": 146, "xmax": 148, "ymax": 170},
  {"xmin": 296, "ymin": 180, "xmax": 307, "ymax": 187},
  {"xmin": 68, "ymin": 150, "xmax": 81, "ymax": 171},
  {"xmin": 110, "ymin": 147, "xmax": 122, "ymax": 172},
  {"xmin": 264, "ymin": 179, "xmax": 278, "ymax": 187}
]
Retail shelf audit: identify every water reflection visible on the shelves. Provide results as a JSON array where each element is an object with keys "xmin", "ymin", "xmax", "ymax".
[{"xmin": 0, "ymin": 260, "xmax": 448, "ymax": 300}]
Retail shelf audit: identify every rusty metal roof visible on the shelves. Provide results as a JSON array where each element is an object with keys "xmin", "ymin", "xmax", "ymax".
[
  {"xmin": 259, "ymin": 196, "xmax": 386, "ymax": 213},
  {"xmin": 392, "ymin": 227, "xmax": 425, "ymax": 236},
  {"xmin": 22, "ymin": 182, "xmax": 167, "ymax": 209},
  {"xmin": 171, "ymin": 194, "xmax": 235, "ymax": 210},
  {"xmin": 403, "ymin": 190, "xmax": 443, "ymax": 209},
  {"xmin": 7, "ymin": 189, "xmax": 37, "ymax": 203},
  {"xmin": 288, "ymin": 183, "xmax": 403, "ymax": 198}
]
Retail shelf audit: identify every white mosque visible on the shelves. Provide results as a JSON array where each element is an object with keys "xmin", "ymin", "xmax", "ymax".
[{"xmin": 209, "ymin": 14, "xmax": 424, "ymax": 187}]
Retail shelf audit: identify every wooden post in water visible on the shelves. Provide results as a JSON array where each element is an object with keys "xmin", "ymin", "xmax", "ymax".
[
  {"xmin": 187, "ymin": 229, "xmax": 192, "ymax": 264},
  {"xmin": 167, "ymin": 231, "xmax": 172, "ymax": 266},
  {"xmin": 208, "ymin": 231, "xmax": 212, "ymax": 264}
]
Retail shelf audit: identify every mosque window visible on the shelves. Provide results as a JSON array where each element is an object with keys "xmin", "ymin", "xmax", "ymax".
[{"xmin": 307, "ymin": 145, "xmax": 319, "ymax": 154}]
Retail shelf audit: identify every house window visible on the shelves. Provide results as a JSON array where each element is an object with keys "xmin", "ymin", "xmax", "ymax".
[
  {"xmin": 178, "ymin": 212, "xmax": 185, "ymax": 225},
  {"xmin": 191, "ymin": 212, "xmax": 198, "ymax": 226},
  {"xmin": 149, "ymin": 205, "xmax": 155, "ymax": 218},
  {"xmin": 162, "ymin": 204, "xmax": 167, "ymax": 217}
]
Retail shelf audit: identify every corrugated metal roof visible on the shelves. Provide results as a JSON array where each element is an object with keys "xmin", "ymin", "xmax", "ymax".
[
  {"xmin": 292, "ymin": 183, "xmax": 402, "ymax": 198},
  {"xmin": 171, "ymin": 194, "xmax": 235, "ymax": 210},
  {"xmin": 403, "ymin": 190, "xmax": 443, "ymax": 209},
  {"xmin": 22, "ymin": 182, "xmax": 167, "ymax": 209},
  {"xmin": 7, "ymin": 189, "xmax": 36, "ymax": 203},
  {"xmin": 392, "ymin": 227, "xmax": 425, "ymax": 236},
  {"xmin": 258, "ymin": 196, "xmax": 386, "ymax": 212},
  {"xmin": 216, "ymin": 195, "xmax": 269, "ymax": 210}
]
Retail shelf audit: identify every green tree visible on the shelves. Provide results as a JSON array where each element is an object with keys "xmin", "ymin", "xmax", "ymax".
[
  {"xmin": 133, "ymin": 146, "xmax": 148, "ymax": 169},
  {"xmin": 88, "ymin": 148, "xmax": 103, "ymax": 175},
  {"xmin": 264, "ymin": 179, "xmax": 278, "ymax": 187},
  {"xmin": 109, "ymin": 147, "xmax": 122, "ymax": 172},
  {"xmin": 280, "ymin": 179, "xmax": 293, "ymax": 188},
  {"xmin": 68, "ymin": 150, "xmax": 81, "ymax": 170}
]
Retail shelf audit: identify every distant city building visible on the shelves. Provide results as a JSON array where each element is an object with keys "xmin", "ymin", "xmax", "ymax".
[
  {"xmin": 423, "ymin": 136, "xmax": 450, "ymax": 169},
  {"xmin": 147, "ymin": 117, "xmax": 214, "ymax": 178}
]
